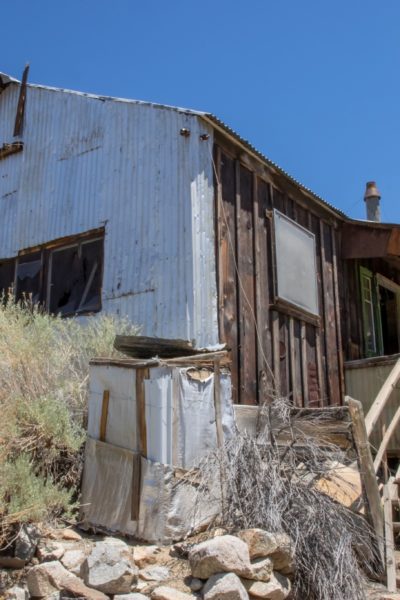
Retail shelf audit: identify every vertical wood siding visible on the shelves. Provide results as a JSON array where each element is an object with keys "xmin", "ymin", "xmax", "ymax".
[{"xmin": 215, "ymin": 141, "xmax": 343, "ymax": 406}]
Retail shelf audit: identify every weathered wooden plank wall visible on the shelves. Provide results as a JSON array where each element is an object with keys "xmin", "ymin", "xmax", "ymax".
[{"xmin": 214, "ymin": 139, "xmax": 343, "ymax": 406}]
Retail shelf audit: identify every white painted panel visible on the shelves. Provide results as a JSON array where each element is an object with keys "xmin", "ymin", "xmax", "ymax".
[
  {"xmin": 145, "ymin": 373, "xmax": 173, "ymax": 464},
  {"xmin": 88, "ymin": 365, "xmax": 137, "ymax": 450}
]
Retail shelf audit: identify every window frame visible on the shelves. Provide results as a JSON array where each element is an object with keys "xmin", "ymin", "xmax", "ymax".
[
  {"xmin": 0, "ymin": 229, "xmax": 104, "ymax": 316},
  {"xmin": 272, "ymin": 209, "xmax": 320, "ymax": 325}
]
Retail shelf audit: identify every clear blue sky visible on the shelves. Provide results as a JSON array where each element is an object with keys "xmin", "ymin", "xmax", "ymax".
[{"xmin": 2, "ymin": 0, "xmax": 400, "ymax": 222}]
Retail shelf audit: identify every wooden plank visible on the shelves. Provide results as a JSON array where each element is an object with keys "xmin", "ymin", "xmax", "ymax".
[
  {"xmin": 256, "ymin": 179, "xmax": 273, "ymax": 403},
  {"xmin": 99, "ymin": 390, "xmax": 110, "ymax": 442},
  {"xmin": 373, "ymin": 404, "xmax": 400, "ymax": 473},
  {"xmin": 13, "ymin": 64, "xmax": 29, "ymax": 137},
  {"xmin": 320, "ymin": 221, "xmax": 340, "ymax": 405},
  {"xmin": 301, "ymin": 321, "xmax": 309, "ymax": 406},
  {"xmin": 237, "ymin": 163, "xmax": 258, "ymax": 404},
  {"xmin": 383, "ymin": 483, "xmax": 397, "ymax": 592},
  {"xmin": 131, "ymin": 452, "xmax": 141, "ymax": 520},
  {"xmin": 364, "ymin": 358, "xmax": 400, "ymax": 438},
  {"xmin": 115, "ymin": 335, "xmax": 196, "ymax": 359},
  {"xmin": 272, "ymin": 311, "xmax": 281, "ymax": 397},
  {"xmin": 289, "ymin": 317, "xmax": 296, "ymax": 405},
  {"xmin": 331, "ymin": 228, "xmax": 345, "ymax": 403},
  {"xmin": 346, "ymin": 396, "xmax": 384, "ymax": 565},
  {"xmin": 0, "ymin": 142, "xmax": 24, "ymax": 160},
  {"xmin": 219, "ymin": 150, "xmax": 240, "ymax": 403},
  {"xmin": 213, "ymin": 359, "xmax": 224, "ymax": 448},
  {"xmin": 135, "ymin": 368, "xmax": 149, "ymax": 457}
]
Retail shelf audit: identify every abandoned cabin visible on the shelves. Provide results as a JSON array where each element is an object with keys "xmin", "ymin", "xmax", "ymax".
[{"xmin": 1, "ymin": 70, "xmax": 400, "ymax": 421}]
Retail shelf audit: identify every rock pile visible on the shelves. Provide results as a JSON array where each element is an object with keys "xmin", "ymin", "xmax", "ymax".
[
  {"xmin": 2, "ymin": 527, "xmax": 294, "ymax": 600},
  {"xmin": 185, "ymin": 531, "xmax": 293, "ymax": 599}
]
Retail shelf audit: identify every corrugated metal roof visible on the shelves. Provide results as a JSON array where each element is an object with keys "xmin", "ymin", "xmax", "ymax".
[{"xmin": 0, "ymin": 71, "xmax": 347, "ymax": 219}]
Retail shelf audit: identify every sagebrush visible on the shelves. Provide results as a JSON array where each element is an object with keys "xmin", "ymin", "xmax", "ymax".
[{"xmin": 0, "ymin": 298, "xmax": 138, "ymax": 544}]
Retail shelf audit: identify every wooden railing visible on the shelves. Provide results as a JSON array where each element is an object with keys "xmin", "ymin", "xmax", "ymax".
[{"xmin": 346, "ymin": 357, "xmax": 400, "ymax": 592}]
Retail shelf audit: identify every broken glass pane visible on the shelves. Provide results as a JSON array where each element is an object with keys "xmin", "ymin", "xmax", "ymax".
[{"xmin": 16, "ymin": 253, "xmax": 42, "ymax": 303}]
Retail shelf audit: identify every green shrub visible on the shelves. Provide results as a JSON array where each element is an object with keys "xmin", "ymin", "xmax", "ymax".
[{"xmin": 0, "ymin": 298, "xmax": 138, "ymax": 541}]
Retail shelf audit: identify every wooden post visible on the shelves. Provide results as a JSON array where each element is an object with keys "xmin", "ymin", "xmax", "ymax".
[
  {"xmin": 214, "ymin": 359, "xmax": 224, "ymax": 449},
  {"xmin": 383, "ymin": 484, "xmax": 397, "ymax": 592},
  {"xmin": 99, "ymin": 390, "xmax": 110, "ymax": 442},
  {"xmin": 346, "ymin": 396, "xmax": 384, "ymax": 565},
  {"xmin": 132, "ymin": 368, "xmax": 149, "ymax": 521}
]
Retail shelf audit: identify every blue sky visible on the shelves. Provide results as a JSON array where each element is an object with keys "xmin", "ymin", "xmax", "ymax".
[{"xmin": 2, "ymin": 0, "xmax": 400, "ymax": 221}]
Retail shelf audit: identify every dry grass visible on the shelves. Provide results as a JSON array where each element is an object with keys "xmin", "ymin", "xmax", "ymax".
[
  {"xmin": 188, "ymin": 397, "xmax": 382, "ymax": 600},
  {"xmin": 0, "ymin": 297, "xmax": 138, "ymax": 546}
]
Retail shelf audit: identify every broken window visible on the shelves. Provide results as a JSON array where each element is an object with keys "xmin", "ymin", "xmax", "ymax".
[
  {"xmin": 274, "ymin": 209, "xmax": 319, "ymax": 317},
  {"xmin": 48, "ymin": 237, "xmax": 103, "ymax": 316},
  {"xmin": 16, "ymin": 252, "xmax": 42, "ymax": 303},
  {"xmin": 0, "ymin": 230, "xmax": 103, "ymax": 316},
  {"xmin": 0, "ymin": 259, "xmax": 15, "ymax": 297}
]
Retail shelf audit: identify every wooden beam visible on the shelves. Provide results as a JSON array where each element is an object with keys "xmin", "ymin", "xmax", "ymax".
[
  {"xmin": 135, "ymin": 368, "xmax": 149, "ymax": 457},
  {"xmin": 374, "ymin": 404, "xmax": 400, "ymax": 474},
  {"xmin": 213, "ymin": 359, "xmax": 224, "ymax": 448},
  {"xmin": 383, "ymin": 483, "xmax": 397, "ymax": 592},
  {"xmin": 346, "ymin": 396, "xmax": 384, "ymax": 565},
  {"xmin": 13, "ymin": 64, "xmax": 29, "ymax": 137},
  {"xmin": 364, "ymin": 358, "xmax": 400, "ymax": 438},
  {"xmin": 99, "ymin": 390, "xmax": 110, "ymax": 442},
  {"xmin": 0, "ymin": 142, "xmax": 23, "ymax": 160}
]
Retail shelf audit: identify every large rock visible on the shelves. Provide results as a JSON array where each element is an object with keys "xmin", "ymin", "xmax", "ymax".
[
  {"xmin": 27, "ymin": 560, "xmax": 108, "ymax": 600},
  {"xmin": 61, "ymin": 547, "xmax": 87, "ymax": 576},
  {"xmin": 82, "ymin": 540, "xmax": 138, "ymax": 594},
  {"xmin": 237, "ymin": 530, "xmax": 294, "ymax": 575},
  {"xmin": 15, "ymin": 524, "xmax": 40, "ymax": 562},
  {"xmin": 189, "ymin": 535, "xmax": 251, "ymax": 579},
  {"xmin": 151, "ymin": 586, "xmax": 195, "ymax": 600},
  {"xmin": 203, "ymin": 572, "xmax": 249, "ymax": 599},
  {"xmin": 242, "ymin": 572, "xmax": 291, "ymax": 599}
]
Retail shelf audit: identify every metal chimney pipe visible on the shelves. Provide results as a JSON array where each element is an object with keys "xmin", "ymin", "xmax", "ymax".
[{"xmin": 364, "ymin": 181, "xmax": 381, "ymax": 222}]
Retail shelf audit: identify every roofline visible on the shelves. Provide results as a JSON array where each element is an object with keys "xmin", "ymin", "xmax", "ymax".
[{"xmin": 2, "ymin": 71, "xmax": 399, "ymax": 230}]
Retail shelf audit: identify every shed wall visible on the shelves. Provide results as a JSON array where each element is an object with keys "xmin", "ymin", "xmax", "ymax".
[{"xmin": 0, "ymin": 84, "xmax": 218, "ymax": 346}]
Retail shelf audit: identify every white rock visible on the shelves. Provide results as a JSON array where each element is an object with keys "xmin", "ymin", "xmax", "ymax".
[
  {"xmin": 37, "ymin": 542, "xmax": 65, "ymax": 562},
  {"xmin": 151, "ymin": 587, "xmax": 195, "ymax": 600},
  {"xmin": 189, "ymin": 535, "xmax": 251, "ymax": 579},
  {"xmin": 5, "ymin": 586, "xmax": 28, "ymax": 600},
  {"xmin": 237, "ymin": 530, "xmax": 294, "ymax": 575},
  {"xmin": 27, "ymin": 560, "xmax": 108, "ymax": 600},
  {"xmin": 61, "ymin": 547, "xmax": 87, "ymax": 575},
  {"xmin": 82, "ymin": 540, "xmax": 138, "ymax": 594},
  {"xmin": 246, "ymin": 557, "xmax": 273, "ymax": 582},
  {"xmin": 242, "ymin": 572, "xmax": 291, "ymax": 599},
  {"xmin": 203, "ymin": 572, "xmax": 249, "ymax": 599},
  {"xmin": 189, "ymin": 577, "xmax": 203, "ymax": 592},
  {"xmin": 139, "ymin": 565, "xmax": 169, "ymax": 581},
  {"xmin": 133, "ymin": 545, "xmax": 160, "ymax": 568}
]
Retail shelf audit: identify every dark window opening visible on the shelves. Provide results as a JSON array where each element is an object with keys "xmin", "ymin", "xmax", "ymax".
[
  {"xmin": 16, "ymin": 252, "xmax": 42, "ymax": 303},
  {"xmin": 0, "ymin": 231, "xmax": 103, "ymax": 316},
  {"xmin": 49, "ymin": 238, "xmax": 103, "ymax": 316},
  {"xmin": 0, "ymin": 259, "xmax": 15, "ymax": 298},
  {"xmin": 379, "ymin": 285, "xmax": 399, "ymax": 355}
]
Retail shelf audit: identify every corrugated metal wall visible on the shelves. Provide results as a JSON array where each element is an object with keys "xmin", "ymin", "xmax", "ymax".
[
  {"xmin": 0, "ymin": 84, "xmax": 218, "ymax": 346},
  {"xmin": 345, "ymin": 359, "xmax": 400, "ymax": 453}
]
